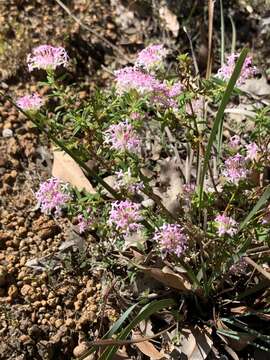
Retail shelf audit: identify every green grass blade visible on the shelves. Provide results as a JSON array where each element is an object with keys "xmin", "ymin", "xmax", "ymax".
[
  {"xmin": 198, "ymin": 48, "xmax": 249, "ymax": 206},
  {"xmin": 240, "ymin": 185, "xmax": 270, "ymax": 230},
  {"xmin": 99, "ymin": 298, "xmax": 176, "ymax": 360},
  {"xmin": 80, "ymin": 302, "xmax": 138, "ymax": 359},
  {"xmin": 229, "ymin": 15, "xmax": 236, "ymax": 54}
]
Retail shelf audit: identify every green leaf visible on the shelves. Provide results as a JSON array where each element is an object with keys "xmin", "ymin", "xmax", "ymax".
[
  {"xmin": 240, "ymin": 185, "xmax": 270, "ymax": 230},
  {"xmin": 79, "ymin": 302, "xmax": 138, "ymax": 359},
  {"xmin": 99, "ymin": 298, "xmax": 175, "ymax": 360},
  {"xmin": 198, "ymin": 48, "xmax": 249, "ymax": 207}
]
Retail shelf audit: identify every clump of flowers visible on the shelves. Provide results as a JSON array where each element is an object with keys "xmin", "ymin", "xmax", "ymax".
[
  {"xmin": 215, "ymin": 214, "xmax": 238, "ymax": 237},
  {"xmin": 16, "ymin": 93, "xmax": 43, "ymax": 112},
  {"xmin": 135, "ymin": 44, "xmax": 167, "ymax": 71},
  {"xmin": 153, "ymin": 224, "xmax": 188, "ymax": 257},
  {"xmin": 77, "ymin": 208, "xmax": 93, "ymax": 234},
  {"xmin": 217, "ymin": 53, "xmax": 256, "ymax": 85},
  {"xmin": 151, "ymin": 81, "xmax": 182, "ymax": 108},
  {"xmin": 27, "ymin": 45, "xmax": 68, "ymax": 72},
  {"xmin": 36, "ymin": 177, "xmax": 71, "ymax": 215},
  {"xmin": 229, "ymin": 257, "xmax": 248, "ymax": 275},
  {"xmin": 115, "ymin": 67, "xmax": 158, "ymax": 94},
  {"xmin": 223, "ymin": 154, "xmax": 248, "ymax": 184},
  {"xmin": 109, "ymin": 200, "xmax": 142, "ymax": 233},
  {"xmin": 104, "ymin": 121, "xmax": 141, "ymax": 153},
  {"xmin": 115, "ymin": 168, "xmax": 144, "ymax": 193},
  {"xmin": 245, "ymin": 142, "xmax": 258, "ymax": 161}
]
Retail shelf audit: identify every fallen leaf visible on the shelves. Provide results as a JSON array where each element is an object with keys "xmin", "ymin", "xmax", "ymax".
[
  {"xmin": 132, "ymin": 331, "xmax": 166, "ymax": 359},
  {"xmin": 142, "ymin": 266, "xmax": 192, "ymax": 292},
  {"xmin": 52, "ymin": 149, "xmax": 96, "ymax": 193},
  {"xmin": 178, "ymin": 327, "xmax": 213, "ymax": 359}
]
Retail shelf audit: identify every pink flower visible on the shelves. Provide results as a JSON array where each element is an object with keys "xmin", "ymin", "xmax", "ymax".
[
  {"xmin": 104, "ymin": 121, "xmax": 141, "ymax": 153},
  {"xmin": 109, "ymin": 200, "xmax": 142, "ymax": 233},
  {"xmin": 115, "ymin": 168, "xmax": 144, "ymax": 193},
  {"xmin": 135, "ymin": 45, "xmax": 167, "ymax": 71},
  {"xmin": 245, "ymin": 142, "xmax": 258, "ymax": 161},
  {"xmin": 130, "ymin": 112, "xmax": 141, "ymax": 120},
  {"xmin": 217, "ymin": 53, "xmax": 256, "ymax": 85},
  {"xmin": 223, "ymin": 154, "xmax": 248, "ymax": 184},
  {"xmin": 151, "ymin": 81, "xmax": 182, "ymax": 108},
  {"xmin": 229, "ymin": 135, "xmax": 241, "ymax": 149},
  {"xmin": 16, "ymin": 93, "xmax": 44, "ymax": 111},
  {"xmin": 153, "ymin": 224, "xmax": 188, "ymax": 257},
  {"xmin": 27, "ymin": 45, "xmax": 68, "ymax": 71},
  {"xmin": 229, "ymin": 257, "xmax": 248, "ymax": 275},
  {"xmin": 261, "ymin": 205, "xmax": 270, "ymax": 224},
  {"xmin": 77, "ymin": 208, "xmax": 93, "ymax": 233},
  {"xmin": 36, "ymin": 177, "xmax": 70, "ymax": 215},
  {"xmin": 115, "ymin": 67, "xmax": 159, "ymax": 94},
  {"xmin": 215, "ymin": 214, "xmax": 238, "ymax": 237}
]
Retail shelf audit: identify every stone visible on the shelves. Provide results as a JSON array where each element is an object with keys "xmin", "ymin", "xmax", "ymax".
[
  {"xmin": 2, "ymin": 128, "xmax": 13, "ymax": 138},
  {"xmin": 8, "ymin": 284, "xmax": 18, "ymax": 299},
  {"xmin": 0, "ymin": 266, "xmax": 7, "ymax": 286},
  {"xmin": 20, "ymin": 284, "xmax": 33, "ymax": 296},
  {"xmin": 73, "ymin": 342, "xmax": 90, "ymax": 358}
]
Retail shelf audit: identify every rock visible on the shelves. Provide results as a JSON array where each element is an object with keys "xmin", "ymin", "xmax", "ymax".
[
  {"xmin": 20, "ymin": 284, "xmax": 33, "ymax": 296},
  {"xmin": 8, "ymin": 284, "xmax": 18, "ymax": 299},
  {"xmin": 0, "ymin": 266, "xmax": 7, "ymax": 286},
  {"xmin": 73, "ymin": 342, "xmax": 90, "ymax": 358},
  {"xmin": 19, "ymin": 335, "xmax": 32, "ymax": 344},
  {"xmin": 76, "ymin": 311, "xmax": 96, "ymax": 329},
  {"xmin": 65, "ymin": 318, "xmax": 75, "ymax": 328},
  {"xmin": 54, "ymin": 319, "xmax": 63, "ymax": 328},
  {"xmin": 2, "ymin": 128, "xmax": 13, "ymax": 138}
]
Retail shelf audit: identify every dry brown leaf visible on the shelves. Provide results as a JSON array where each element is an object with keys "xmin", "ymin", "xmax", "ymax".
[
  {"xmin": 52, "ymin": 150, "xmax": 96, "ymax": 193},
  {"xmin": 132, "ymin": 331, "xmax": 166, "ymax": 359},
  {"xmin": 178, "ymin": 327, "xmax": 213, "ymax": 359},
  {"xmin": 142, "ymin": 266, "xmax": 192, "ymax": 292}
]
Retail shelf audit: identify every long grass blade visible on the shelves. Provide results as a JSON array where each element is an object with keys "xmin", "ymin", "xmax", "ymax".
[
  {"xmin": 229, "ymin": 15, "xmax": 236, "ymax": 54},
  {"xmin": 99, "ymin": 298, "xmax": 175, "ymax": 360},
  {"xmin": 240, "ymin": 185, "xmax": 270, "ymax": 230},
  {"xmin": 198, "ymin": 48, "xmax": 249, "ymax": 206}
]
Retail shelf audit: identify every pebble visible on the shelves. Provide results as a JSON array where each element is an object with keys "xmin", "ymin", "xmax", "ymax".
[
  {"xmin": 55, "ymin": 319, "xmax": 63, "ymax": 328},
  {"xmin": 73, "ymin": 342, "xmax": 90, "ymax": 358},
  {"xmin": 20, "ymin": 284, "xmax": 33, "ymax": 296},
  {"xmin": 0, "ymin": 266, "xmax": 7, "ymax": 286},
  {"xmin": 2, "ymin": 128, "xmax": 13, "ymax": 138},
  {"xmin": 8, "ymin": 285, "xmax": 18, "ymax": 299}
]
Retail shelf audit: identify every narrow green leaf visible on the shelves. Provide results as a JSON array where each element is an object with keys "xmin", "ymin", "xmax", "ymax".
[
  {"xmin": 80, "ymin": 302, "xmax": 138, "ymax": 359},
  {"xmin": 240, "ymin": 185, "xmax": 270, "ymax": 230},
  {"xmin": 198, "ymin": 48, "xmax": 249, "ymax": 206},
  {"xmin": 99, "ymin": 298, "xmax": 175, "ymax": 360}
]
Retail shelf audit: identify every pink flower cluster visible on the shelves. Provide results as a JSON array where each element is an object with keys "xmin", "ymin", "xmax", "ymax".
[
  {"xmin": 109, "ymin": 200, "xmax": 142, "ymax": 233},
  {"xmin": 104, "ymin": 121, "xmax": 141, "ymax": 153},
  {"xmin": 115, "ymin": 67, "xmax": 159, "ymax": 95},
  {"xmin": 229, "ymin": 135, "xmax": 241, "ymax": 149},
  {"xmin": 151, "ymin": 81, "xmax": 182, "ymax": 108},
  {"xmin": 77, "ymin": 208, "xmax": 93, "ymax": 234},
  {"xmin": 17, "ymin": 93, "xmax": 43, "ymax": 111},
  {"xmin": 223, "ymin": 154, "xmax": 248, "ymax": 184},
  {"xmin": 135, "ymin": 45, "xmax": 167, "ymax": 71},
  {"xmin": 245, "ymin": 142, "xmax": 258, "ymax": 161},
  {"xmin": 27, "ymin": 45, "xmax": 68, "ymax": 72},
  {"xmin": 217, "ymin": 53, "xmax": 256, "ymax": 85},
  {"xmin": 153, "ymin": 224, "xmax": 188, "ymax": 257},
  {"xmin": 36, "ymin": 177, "xmax": 70, "ymax": 215},
  {"xmin": 215, "ymin": 214, "xmax": 238, "ymax": 237},
  {"xmin": 115, "ymin": 168, "xmax": 144, "ymax": 193},
  {"xmin": 229, "ymin": 257, "xmax": 248, "ymax": 275}
]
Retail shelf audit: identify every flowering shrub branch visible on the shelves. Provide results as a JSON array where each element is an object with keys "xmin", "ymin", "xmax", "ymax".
[{"xmin": 1, "ymin": 43, "xmax": 269, "ymax": 307}]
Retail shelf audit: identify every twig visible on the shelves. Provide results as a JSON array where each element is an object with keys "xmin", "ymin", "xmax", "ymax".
[
  {"xmin": 55, "ymin": 0, "xmax": 132, "ymax": 63},
  {"xmin": 244, "ymin": 256, "xmax": 270, "ymax": 281},
  {"xmin": 206, "ymin": 0, "xmax": 215, "ymax": 79}
]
